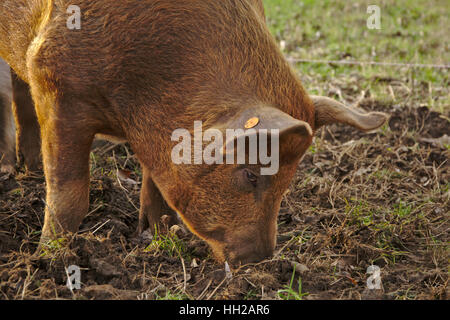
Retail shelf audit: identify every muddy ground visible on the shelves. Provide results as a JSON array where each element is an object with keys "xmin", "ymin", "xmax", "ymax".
[{"xmin": 0, "ymin": 99, "xmax": 448, "ymax": 300}]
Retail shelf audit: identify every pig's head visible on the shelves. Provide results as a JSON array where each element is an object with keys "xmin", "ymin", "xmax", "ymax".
[{"xmin": 157, "ymin": 96, "xmax": 387, "ymax": 265}]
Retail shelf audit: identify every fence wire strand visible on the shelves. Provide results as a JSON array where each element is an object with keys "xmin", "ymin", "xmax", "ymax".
[{"xmin": 286, "ymin": 58, "xmax": 450, "ymax": 69}]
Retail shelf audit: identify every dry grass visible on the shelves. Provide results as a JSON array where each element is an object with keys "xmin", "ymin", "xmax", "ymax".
[{"xmin": 1, "ymin": 98, "xmax": 448, "ymax": 300}]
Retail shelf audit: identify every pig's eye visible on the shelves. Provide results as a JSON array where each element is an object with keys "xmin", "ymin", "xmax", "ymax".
[{"xmin": 243, "ymin": 169, "xmax": 258, "ymax": 187}]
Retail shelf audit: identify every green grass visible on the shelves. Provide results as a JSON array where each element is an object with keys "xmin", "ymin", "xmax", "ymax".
[
  {"xmin": 345, "ymin": 198, "xmax": 375, "ymax": 227},
  {"xmin": 263, "ymin": 0, "xmax": 449, "ymax": 112},
  {"xmin": 277, "ymin": 269, "xmax": 309, "ymax": 300},
  {"xmin": 155, "ymin": 290, "xmax": 189, "ymax": 300},
  {"xmin": 392, "ymin": 201, "xmax": 413, "ymax": 218},
  {"xmin": 39, "ymin": 237, "xmax": 68, "ymax": 258},
  {"xmin": 343, "ymin": 197, "xmax": 434, "ymax": 264},
  {"xmin": 144, "ymin": 227, "xmax": 190, "ymax": 260},
  {"xmin": 244, "ymin": 289, "xmax": 259, "ymax": 300}
]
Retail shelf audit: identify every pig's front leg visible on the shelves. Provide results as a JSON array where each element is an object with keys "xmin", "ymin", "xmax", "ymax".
[
  {"xmin": 37, "ymin": 101, "xmax": 95, "ymax": 243},
  {"xmin": 138, "ymin": 167, "xmax": 178, "ymax": 235}
]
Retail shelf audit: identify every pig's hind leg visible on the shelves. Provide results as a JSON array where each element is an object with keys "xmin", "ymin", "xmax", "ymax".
[
  {"xmin": 11, "ymin": 70, "xmax": 41, "ymax": 173},
  {"xmin": 0, "ymin": 92, "xmax": 15, "ymax": 173}
]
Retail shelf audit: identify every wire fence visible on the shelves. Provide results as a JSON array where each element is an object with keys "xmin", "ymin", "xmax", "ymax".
[{"xmin": 286, "ymin": 58, "xmax": 450, "ymax": 69}]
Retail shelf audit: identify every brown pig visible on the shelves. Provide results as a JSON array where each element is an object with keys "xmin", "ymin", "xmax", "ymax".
[{"xmin": 0, "ymin": 0, "xmax": 387, "ymax": 264}]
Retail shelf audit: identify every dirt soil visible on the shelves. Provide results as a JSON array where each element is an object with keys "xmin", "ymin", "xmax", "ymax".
[{"xmin": 0, "ymin": 99, "xmax": 448, "ymax": 300}]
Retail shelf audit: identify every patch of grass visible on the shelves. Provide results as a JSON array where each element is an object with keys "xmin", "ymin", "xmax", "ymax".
[
  {"xmin": 277, "ymin": 269, "xmax": 309, "ymax": 300},
  {"xmin": 39, "ymin": 237, "xmax": 68, "ymax": 258},
  {"xmin": 155, "ymin": 290, "xmax": 189, "ymax": 300},
  {"xmin": 345, "ymin": 198, "xmax": 375, "ymax": 227},
  {"xmin": 244, "ymin": 289, "xmax": 259, "ymax": 300},
  {"xmin": 263, "ymin": 0, "xmax": 449, "ymax": 112},
  {"xmin": 392, "ymin": 201, "xmax": 413, "ymax": 218},
  {"xmin": 144, "ymin": 227, "xmax": 189, "ymax": 260},
  {"xmin": 343, "ymin": 198, "xmax": 414, "ymax": 264}
]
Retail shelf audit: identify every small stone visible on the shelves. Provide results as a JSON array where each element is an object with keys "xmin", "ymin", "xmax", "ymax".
[
  {"xmin": 191, "ymin": 258, "xmax": 199, "ymax": 268},
  {"xmin": 290, "ymin": 261, "xmax": 309, "ymax": 274}
]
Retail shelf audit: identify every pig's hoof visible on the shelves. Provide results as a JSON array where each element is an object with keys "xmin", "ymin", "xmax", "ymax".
[{"xmin": 140, "ymin": 229, "xmax": 154, "ymax": 240}]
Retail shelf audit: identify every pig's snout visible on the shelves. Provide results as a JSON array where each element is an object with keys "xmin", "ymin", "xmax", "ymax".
[
  {"xmin": 227, "ymin": 234, "xmax": 276, "ymax": 265},
  {"xmin": 231, "ymin": 247, "xmax": 273, "ymax": 265}
]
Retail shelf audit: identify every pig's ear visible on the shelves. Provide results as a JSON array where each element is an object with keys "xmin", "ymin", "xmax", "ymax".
[
  {"xmin": 220, "ymin": 106, "xmax": 313, "ymax": 156},
  {"xmin": 224, "ymin": 106, "xmax": 312, "ymax": 138},
  {"xmin": 311, "ymin": 95, "xmax": 388, "ymax": 132},
  {"xmin": 255, "ymin": 106, "xmax": 313, "ymax": 138}
]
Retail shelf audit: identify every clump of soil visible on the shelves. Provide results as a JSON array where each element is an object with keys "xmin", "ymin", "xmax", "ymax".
[{"xmin": 0, "ymin": 100, "xmax": 448, "ymax": 300}]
